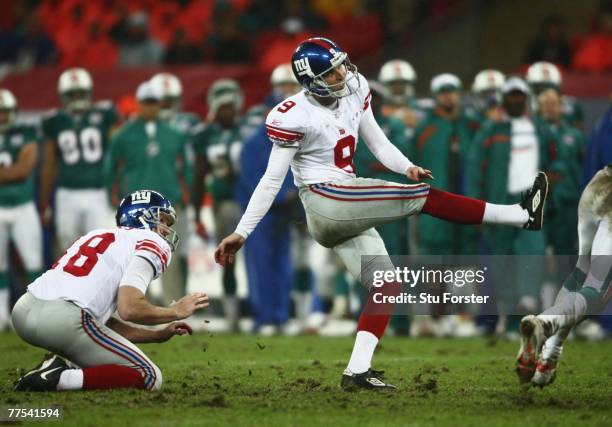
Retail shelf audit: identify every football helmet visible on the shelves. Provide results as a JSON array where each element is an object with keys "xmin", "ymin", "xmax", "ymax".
[
  {"xmin": 526, "ymin": 62, "xmax": 562, "ymax": 94},
  {"xmin": 270, "ymin": 63, "xmax": 301, "ymax": 102},
  {"xmin": 149, "ymin": 72, "xmax": 183, "ymax": 119},
  {"xmin": 0, "ymin": 89, "xmax": 17, "ymax": 132},
  {"xmin": 58, "ymin": 68, "xmax": 93, "ymax": 113},
  {"xmin": 206, "ymin": 78, "xmax": 244, "ymax": 120},
  {"xmin": 116, "ymin": 190, "xmax": 179, "ymax": 251},
  {"xmin": 291, "ymin": 37, "xmax": 359, "ymax": 98},
  {"xmin": 472, "ymin": 69, "xmax": 505, "ymax": 110},
  {"xmin": 472, "ymin": 69, "xmax": 505, "ymax": 94},
  {"xmin": 378, "ymin": 59, "xmax": 416, "ymax": 103}
]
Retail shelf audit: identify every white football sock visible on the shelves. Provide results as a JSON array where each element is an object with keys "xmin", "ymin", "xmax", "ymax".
[
  {"xmin": 346, "ymin": 331, "xmax": 379, "ymax": 374},
  {"xmin": 57, "ymin": 369, "xmax": 84, "ymax": 391},
  {"xmin": 538, "ymin": 292, "xmax": 587, "ymax": 333},
  {"xmin": 482, "ymin": 203, "xmax": 528, "ymax": 227},
  {"xmin": 293, "ymin": 292, "xmax": 312, "ymax": 325}
]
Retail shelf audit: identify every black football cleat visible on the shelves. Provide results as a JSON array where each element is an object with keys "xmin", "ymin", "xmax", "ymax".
[
  {"xmin": 520, "ymin": 171, "xmax": 548, "ymax": 231},
  {"xmin": 14, "ymin": 354, "xmax": 68, "ymax": 392},
  {"xmin": 341, "ymin": 369, "xmax": 397, "ymax": 391}
]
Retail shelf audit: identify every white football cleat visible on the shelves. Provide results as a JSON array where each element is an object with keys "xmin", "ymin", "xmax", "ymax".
[
  {"xmin": 515, "ymin": 315, "xmax": 547, "ymax": 384},
  {"xmin": 532, "ymin": 339, "xmax": 563, "ymax": 388}
]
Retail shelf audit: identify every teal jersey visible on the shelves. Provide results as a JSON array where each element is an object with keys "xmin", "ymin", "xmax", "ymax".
[
  {"xmin": 543, "ymin": 119, "xmax": 585, "ymax": 205},
  {"xmin": 561, "ymin": 96, "xmax": 584, "ymax": 128},
  {"xmin": 0, "ymin": 124, "xmax": 37, "ymax": 206},
  {"xmin": 192, "ymin": 121, "xmax": 243, "ymax": 202},
  {"xmin": 106, "ymin": 118, "xmax": 186, "ymax": 206},
  {"xmin": 166, "ymin": 111, "xmax": 200, "ymax": 186},
  {"xmin": 41, "ymin": 102, "xmax": 118, "ymax": 189}
]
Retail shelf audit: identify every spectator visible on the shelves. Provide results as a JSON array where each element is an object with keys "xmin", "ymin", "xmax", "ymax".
[
  {"xmin": 105, "ymin": 82, "xmax": 189, "ymax": 305},
  {"xmin": 117, "ymin": 11, "xmax": 164, "ymax": 67},
  {"xmin": 0, "ymin": 14, "xmax": 56, "ymax": 67},
  {"xmin": 203, "ymin": 5, "xmax": 251, "ymax": 63},
  {"xmin": 525, "ymin": 14, "xmax": 572, "ymax": 68},
  {"xmin": 164, "ymin": 29, "xmax": 204, "ymax": 65}
]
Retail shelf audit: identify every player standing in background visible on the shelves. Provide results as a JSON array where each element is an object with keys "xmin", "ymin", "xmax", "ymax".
[
  {"xmin": 12, "ymin": 190, "xmax": 209, "ymax": 392},
  {"xmin": 537, "ymin": 89, "xmax": 584, "ymax": 256},
  {"xmin": 105, "ymin": 82, "xmax": 189, "ymax": 307},
  {"xmin": 378, "ymin": 59, "xmax": 429, "ymax": 137},
  {"xmin": 412, "ymin": 74, "xmax": 480, "ymax": 256},
  {"xmin": 237, "ymin": 64, "xmax": 305, "ymax": 334},
  {"xmin": 40, "ymin": 68, "xmax": 118, "ymax": 251},
  {"xmin": 516, "ymin": 164, "xmax": 611, "ymax": 387},
  {"xmin": 215, "ymin": 37, "xmax": 549, "ymax": 390},
  {"xmin": 526, "ymin": 61, "xmax": 584, "ymax": 129},
  {"xmin": 0, "ymin": 89, "xmax": 42, "ymax": 330},
  {"xmin": 468, "ymin": 77, "xmax": 554, "ymax": 334},
  {"xmin": 149, "ymin": 72, "xmax": 199, "ymax": 297},
  {"xmin": 192, "ymin": 79, "xmax": 244, "ymax": 331},
  {"xmin": 471, "ymin": 69, "xmax": 505, "ymax": 124}
]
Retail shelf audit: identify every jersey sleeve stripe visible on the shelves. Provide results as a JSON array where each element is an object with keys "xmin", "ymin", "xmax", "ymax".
[
  {"xmin": 135, "ymin": 242, "xmax": 169, "ymax": 268},
  {"xmin": 135, "ymin": 240, "xmax": 168, "ymax": 261},
  {"xmin": 265, "ymin": 125, "xmax": 304, "ymax": 138},
  {"xmin": 363, "ymin": 91, "xmax": 372, "ymax": 111}
]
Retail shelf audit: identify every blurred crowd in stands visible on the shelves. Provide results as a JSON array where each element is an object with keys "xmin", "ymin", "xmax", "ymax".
[{"xmin": 1, "ymin": 0, "xmax": 611, "ymax": 339}]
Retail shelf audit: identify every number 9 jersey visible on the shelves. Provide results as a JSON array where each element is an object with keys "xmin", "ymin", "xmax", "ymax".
[
  {"xmin": 41, "ymin": 102, "xmax": 118, "ymax": 189},
  {"xmin": 28, "ymin": 227, "xmax": 171, "ymax": 324},
  {"xmin": 265, "ymin": 72, "xmax": 372, "ymax": 187}
]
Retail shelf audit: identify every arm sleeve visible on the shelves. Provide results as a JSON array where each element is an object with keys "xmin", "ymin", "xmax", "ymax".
[
  {"xmin": 359, "ymin": 106, "xmax": 414, "ymax": 175},
  {"xmin": 119, "ymin": 255, "xmax": 156, "ymax": 294},
  {"xmin": 134, "ymin": 235, "xmax": 172, "ymax": 278},
  {"xmin": 234, "ymin": 144, "xmax": 296, "ymax": 238}
]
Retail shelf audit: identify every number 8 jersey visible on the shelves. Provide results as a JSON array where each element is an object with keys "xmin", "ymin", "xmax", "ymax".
[
  {"xmin": 41, "ymin": 102, "xmax": 117, "ymax": 189},
  {"xmin": 265, "ymin": 72, "xmax": 372, "ymax": 186},
  {"xmin": 28, "ymin": 228, "xmax": 171, "ymax": 324}
]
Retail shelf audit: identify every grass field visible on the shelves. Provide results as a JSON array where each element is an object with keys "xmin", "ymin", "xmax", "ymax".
[{"xmin": 1, "ymin": 331, "xmax": 611, "ymax": 427}]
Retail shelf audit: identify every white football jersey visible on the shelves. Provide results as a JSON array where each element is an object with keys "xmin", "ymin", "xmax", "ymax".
[
  {"xmin": 265, "ymin": 72, "xmax": 372, "ymax": 186},
  {"xmin": 28, "ymin": 227, "xmax": 172, "ymax": 323}
]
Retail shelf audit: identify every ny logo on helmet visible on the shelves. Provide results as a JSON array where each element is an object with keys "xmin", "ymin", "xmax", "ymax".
[
  {"xmin": 131, "ymin": 191, "xmax": 152, "ymax": 204},
  {"xmin": 294, "ymin": 58, "xmax": 313, "ymax": 77}
]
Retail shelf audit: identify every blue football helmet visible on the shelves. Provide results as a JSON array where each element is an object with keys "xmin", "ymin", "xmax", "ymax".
[
  {"xmin": 116, "ymin": 190, "xmax": 179, "ymax": 251},
  {"xmin": 291, "ymin": 37, "xmax": 360, "ymax": 98}
]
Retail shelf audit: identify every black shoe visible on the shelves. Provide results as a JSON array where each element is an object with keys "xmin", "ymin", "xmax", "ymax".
[
  {"xmin": 520, "ymin": 171, "xmax": 548, "ymax": 231},
  {"xmin": 14, "ymin": 354, "xmax": 68, "ymax": 392},
  {"xmin": 341, "ymin": 369, "xmax": 397, "ymax": 391}
]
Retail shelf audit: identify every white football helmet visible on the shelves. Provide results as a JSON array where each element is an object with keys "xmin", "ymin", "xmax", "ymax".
[
  {"xmin": 207, "ymin": 79, "xmax": 244, "ymax": 120},
  {"xmin": 0, "ymin": 89, "xmax": 17, "ymax": 132},
  {"xmin": 270, "ymin": 63, "xmax": 300, "ymax": 99},
  {"xmin": 472, "ymin": 69, "xmax": 505, "ymax": 94},
  {"xmin": 150, "ymin": 72, "xmax": 183, "ymax": 118},
  {"xmin": 526, "ymin": 62, "xmax": 562, "ymax": 93},
  {"xmin": 58, "ymin": 68, "xmax": 93, "ymax": 113},
  {"xmin": 378, "ymin": 59, "xmax": 417, "ymax": 103}
]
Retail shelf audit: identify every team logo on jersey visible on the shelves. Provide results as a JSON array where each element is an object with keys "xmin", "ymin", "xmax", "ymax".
[
  {"xmin": 131, "ymin": 190, "xmax": 152, "ymax": 204},
  {"xmin": 89, "ymin": 112, "xmax": 102, "ymax": 125},
  {"xmin": 294, "ymin": 58, "xmax": 314, "ymax": 77},
  {"xmin": 146, "ymin": 141, "xmax": 160, "ymax": 157},
  {"xmin": 563, "ymin": 135, "xmax": 575, "ymax": 146}
]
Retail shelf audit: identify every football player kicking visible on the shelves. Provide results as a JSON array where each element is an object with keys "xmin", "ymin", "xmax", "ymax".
[
  {"xmin": 215, "ymin": 37, "xmax": 548, "ymax": 390},
  {"xmin": 516, "ymin": 164, "xmax": 611, "ymax": 388},
  {"xmin": 12, "ymin": 190, "xmax": 209, "ymax": 392}
]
